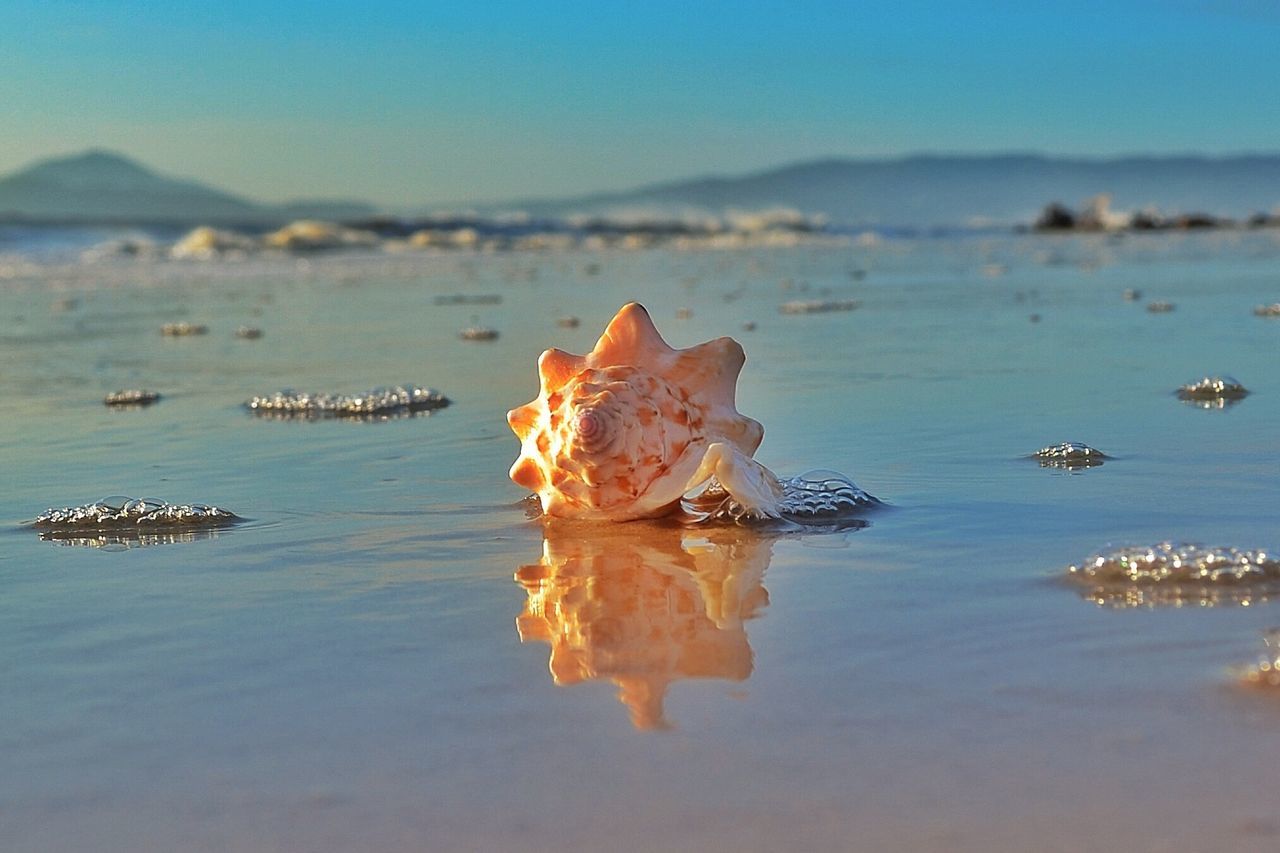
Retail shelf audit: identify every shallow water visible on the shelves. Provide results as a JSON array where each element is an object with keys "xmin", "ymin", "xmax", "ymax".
[{"xmin": 3, "ymin": 231, "xmax": 1280, "ymax": 852}]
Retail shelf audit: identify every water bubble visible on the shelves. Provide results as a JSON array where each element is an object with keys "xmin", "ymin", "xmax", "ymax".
[
  {"xmin": 1065, "ymin": 542, "xmax": 1280, "ymax": 608},
  {"xmin": 244, "ymin": 385, "xmax": 450, "ymax": 419}
]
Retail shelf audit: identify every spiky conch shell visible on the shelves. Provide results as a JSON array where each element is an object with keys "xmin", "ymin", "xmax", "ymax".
[{"xmin": 508, "ymin": 303, "xmax": 764, "ymax": 521}]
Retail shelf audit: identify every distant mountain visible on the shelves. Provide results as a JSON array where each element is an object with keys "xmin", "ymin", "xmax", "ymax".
[
  {"xmin": 8, "ymin": 149, "xmax": 1280, "ymax": 230},
  {"xmin": 0, "ymin": 150, "xmax": 379, "ymax": 225},
  {"xmin": 496, "ymin": 153, "xmax": 1280, "ymax": 227}
]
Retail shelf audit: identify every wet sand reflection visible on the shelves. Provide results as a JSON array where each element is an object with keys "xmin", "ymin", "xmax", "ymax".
[{"xmin": 515, "ymin": 521, "xmax": 773, "ymax": 730}]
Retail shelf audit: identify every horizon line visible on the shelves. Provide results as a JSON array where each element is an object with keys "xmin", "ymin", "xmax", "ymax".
[{"xmin": 9, "ymin": 146, "xmax": 1280, "ymax": 212}]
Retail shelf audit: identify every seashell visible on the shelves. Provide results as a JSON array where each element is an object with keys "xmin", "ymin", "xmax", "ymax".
[{"xmin": 508, "ymin": 303, "xmax": 765, "ymax": 521}]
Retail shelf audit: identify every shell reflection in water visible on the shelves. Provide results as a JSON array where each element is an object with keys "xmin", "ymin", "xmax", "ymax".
[{"xmin": 514, "ymin": 522, "xmax": 773, "ymax": 730}]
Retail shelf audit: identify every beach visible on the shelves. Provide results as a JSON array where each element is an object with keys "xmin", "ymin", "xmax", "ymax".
[{"xmin": 3, "ymin": 229, "xmax": 1280, "ymax": 852}]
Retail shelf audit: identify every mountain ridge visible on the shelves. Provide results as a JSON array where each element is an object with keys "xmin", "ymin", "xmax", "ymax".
[
  {"xmin": 488, "ymin": 152, "xmax": 1280, "ymax": 226},
  {"xmin": 0, "ymin": 150, "xmax": 377, "ymax": 225},
  {"xmin": 5, "ymin": 149, "xmax": 1280, "ymax": 228}
]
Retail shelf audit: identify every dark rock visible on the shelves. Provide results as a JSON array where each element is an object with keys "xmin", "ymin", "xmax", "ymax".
[{"xmin": 1034, "ymin": 202, "xmax": 1076, "ymax": 231}]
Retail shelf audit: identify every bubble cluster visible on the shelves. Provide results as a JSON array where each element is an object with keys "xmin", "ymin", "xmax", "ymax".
[
  {"xmin": 1032, "ymin": 442, "xmax": 1108, "ymax": 469},
  {"xmin": 778, "ymin": 470, "xmax": 880, "ymax": 516},
  {"xmin": 160, "ymin": 322, "xmax": 208, "ymax": 336},
  {"xmin": 245, "ymin": 385, "xmax": 449, "ymax": 418},
  {"xmin": 686, "ymin": 469, "xmax": 879, "ymax": 524},
  {"xmin": 778, "ymin": 299, "xmax": 861, "ymax": 315},
  {"xmin": 1067, "ymin": 543, "xmax": 1280, "ymax": 609},
  {"xmin": 1238, "ymin": 630, "xmax": 1280, "ymax": 689},
  {"xmin": 1068, "ymin": 542, "xmax": 1278, "ymax": 584},
  {"xmin": 33, "ymin": 496, "xmax": 239, "ymax": 530},
  {"xmin": 104, "ymin": 389, "xmax": 161, "ymax": 407},
  {"xmin": 1176, "ymin": 376, "xmax": 1249, "ymax": 402},
  {"xmin": 458, "ymin": 326, "xmax": 499, "ymax": 341},
  {"xmin": 434, "ymin": 294, "xmax": 501, "ymax": 305}
]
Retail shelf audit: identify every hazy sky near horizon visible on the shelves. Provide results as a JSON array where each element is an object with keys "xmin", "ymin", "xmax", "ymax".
[{"xmin": 2, "ymin": 0, "xmax": 1277, "ymax": 207}]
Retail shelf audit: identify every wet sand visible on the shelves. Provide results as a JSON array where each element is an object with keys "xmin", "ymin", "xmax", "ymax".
[{"xmin": 2, "ymin": 231, "xmax": 1279, "ymax": 852}]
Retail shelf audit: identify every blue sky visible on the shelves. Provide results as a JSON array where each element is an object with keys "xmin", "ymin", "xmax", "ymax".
[{"xmin": 1, "ymin": 0, "xmax": 1276, "ymax": 206}]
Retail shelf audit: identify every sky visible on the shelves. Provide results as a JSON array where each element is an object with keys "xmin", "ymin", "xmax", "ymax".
[{"xmin": 1, "ymin": 0, "xmax": 1277, "ymax": 207}]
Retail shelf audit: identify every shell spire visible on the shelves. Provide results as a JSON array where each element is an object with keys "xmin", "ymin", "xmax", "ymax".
[{"xmin": 507, "ymin": 303, "xmax": 764, "ymax": 520}]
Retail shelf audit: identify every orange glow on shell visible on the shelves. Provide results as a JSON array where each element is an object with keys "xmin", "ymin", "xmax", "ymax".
[{"xmin": 507, "ymin": 303, "xmax": 764, "ymax": 521}]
